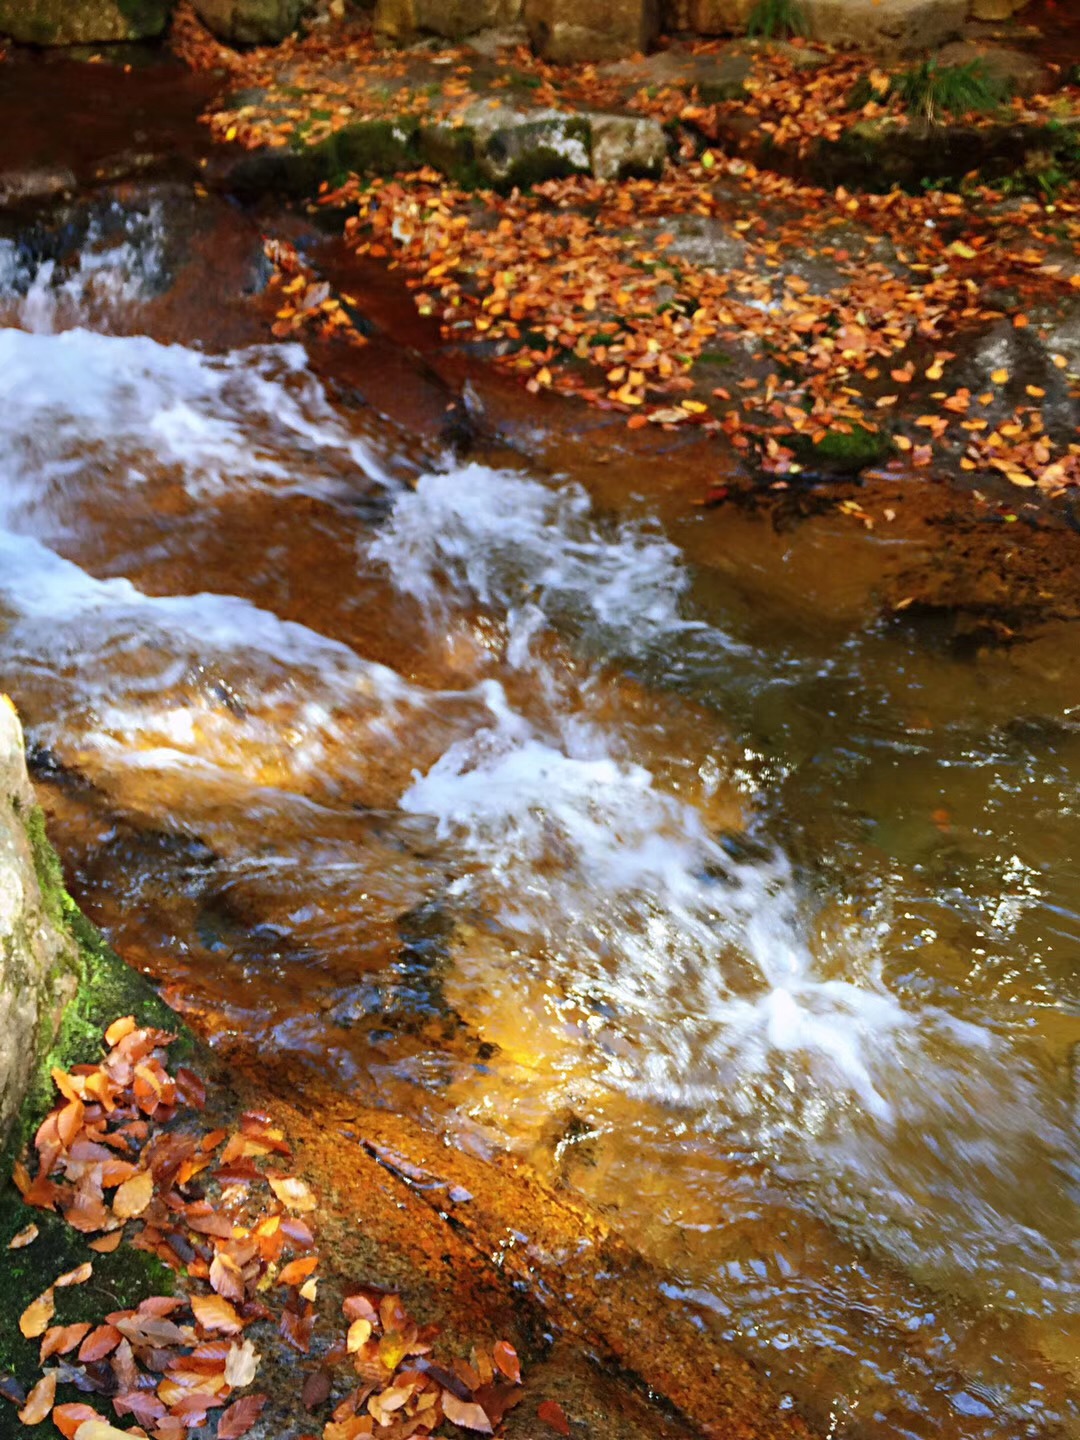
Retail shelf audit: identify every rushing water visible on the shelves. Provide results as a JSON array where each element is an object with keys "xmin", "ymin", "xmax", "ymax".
[{"xmin": 0, "ymin": 198, "xmax": 1077, "ymax": 1439}]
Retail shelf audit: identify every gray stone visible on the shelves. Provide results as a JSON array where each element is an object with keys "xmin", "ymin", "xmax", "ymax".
[
  {"xmin": 460, "ymin": 100, "xmax": 593, "ymax": 185},
  {"xmin": 524, "ymin": 0, "xmax": 660, "ymax": 62},
  {"xmin": 804, "ymin": 0, "xmax": 967, "ymax": 53},
  {"xmin": 192, "ymin": 0, "xmax": 306, "ymax": 44},
  {"xmin": 590, "ymin": 114, "xmax": 667, "ymax": 179},
  {"xmin": 0, "ymin": 700, "xmax": 79, "ymax": 1144},
  {"xmin": 0, "ymin": 0, "xmax": 169, "ymax": 44}
]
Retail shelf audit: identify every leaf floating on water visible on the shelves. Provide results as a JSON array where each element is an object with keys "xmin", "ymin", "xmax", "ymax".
[
  {"xmin": 538, "ymin": 1398, "xmax": 572, "ymax": 1435},
  {"xmin": 9, "ymin": 1223, "xmax": 38, "ymax": 1249},
  {"xmin": 17, "ymin": 1371, "xmax": 56, "ymax": 1426},
  {"xmin": 19, "ymin": 1288, "xmax": 55, "ymax": 1339}
]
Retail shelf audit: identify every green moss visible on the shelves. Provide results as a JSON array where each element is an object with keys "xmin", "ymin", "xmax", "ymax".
[
  {"xmin": 0, "ymin": 815, "xmax": 189, "ymax": 1436},
  {"xmin": 792, "ymin": 423, "xmax": 894, "ymax": 474}
]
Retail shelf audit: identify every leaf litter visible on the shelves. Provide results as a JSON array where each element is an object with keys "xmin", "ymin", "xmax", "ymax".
[{"xmin": 2, "ymin": 1019, "xmax": 550, "ymax": 1437}]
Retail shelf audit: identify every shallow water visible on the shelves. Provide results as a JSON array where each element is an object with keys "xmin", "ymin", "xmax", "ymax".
[{"xmin": 1, "ymin": 193, "xmax": 1077, "ymax": 1440}]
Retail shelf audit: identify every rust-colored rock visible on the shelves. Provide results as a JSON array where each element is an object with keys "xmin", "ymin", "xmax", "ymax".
[{"xmin": 524, "ymin": 0, "xmax": 660, "ymax": 61}]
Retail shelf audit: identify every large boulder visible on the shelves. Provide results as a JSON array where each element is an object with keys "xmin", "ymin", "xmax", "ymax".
[
  {"xmin": 682, "ymin": 0, "xmax": 965, "ymax": 50},
  {"xmin": 804, "ymin": 0, "xmax": 966, "ymax": 51},
  {"xmin": 0, "ymin": 0, "xmax": 169, "ymax": 43},
  {"xmin": 0, "ymin": 699, "xmax": 79, "ymax": 1145},
  {"xmin": 524, "ymin": 0, "xmax": 660, "ymax": 62},
  {"xmin": 192, "ymin": 0, "xmax": 305, "ymax": 44},
  {"xmin": 375, "ymin": 0, "xmax": 522, "ymax": 44}
]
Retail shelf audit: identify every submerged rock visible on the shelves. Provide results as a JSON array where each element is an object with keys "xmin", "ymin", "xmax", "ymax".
[
  {"xmin": 0, "ymin": 0, "xmax": 169, "ymax": 44},
  {"xmin": 0, "ymin": 699, "xmax": 79, "ymax": 1144}
]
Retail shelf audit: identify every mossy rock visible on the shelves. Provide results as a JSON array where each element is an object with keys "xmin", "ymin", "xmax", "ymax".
[
  {"xmin": 0, "ymin": 807, "xmax": 194, "ymax": 1435},
  {"xmin": 791, "ymin": 423, "xmax": 893, "ymax": 474},
  {"xmin": 0, "ymin": 0, "xmax": 169, "ymax": 44}
]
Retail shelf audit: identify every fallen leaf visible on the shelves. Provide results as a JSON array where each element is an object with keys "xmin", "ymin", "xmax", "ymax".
[
  {"xmin": 18, "ymin": 1372, "xmax": 57, "ymax": 1426},
  {"xmin": 346, "ymin": 1319, "xmax": 372, "ymax": 1353},
  {"xmin": 990, "ymin": 368, "xmax": 1009, "ymax": 385},
  {"xmin": 104, "ymin": 1016, "xmax": 137, "ymax": 1047},
  {"xmin": 19, "ymin": 1288, "xmax": 55, "ymax": 1338},
  {"xmin": 52, "ymin": 1404, "xmax": 100, "ymax": 1440},
  {"xmin": 538, "ymin": 1398, "xmax": 571, "ymax": 1435},
  {"xmin": 492, "ymin": 1341, "xmax": 521, "ymax": 1385},
  {"xmin": 191, "ymin": 1293, "xmax": 243, "ymax": 1335},
  {"xmin": 267, "ymin": 1175, "xmax": 317, "ymax": 1213},
  {"xmin": 9, "ymin": 1222, "xmax": 39, "ymax": 1249},
  {"xmin": 217, "ymin": 1393, "xmax": 267, "ymax": 1439},
  {"xmin": 113, "ymin": 1170, "xmax": 153, "ymax": 1220},
  {"xmin": 41, "ymin": 1322, "xmax": 92, "ymax": 1362},
  {"xmin": 224, "ymin": 1338, "xmax": 260, "ymax": 1389},
  {"xmin": 442, "ymin": 1392, "xmax": 493, "ymax": 1433},
  {"xmin": 55, "ymin": 1262, "xmax": 92, "ymax": 1288}
]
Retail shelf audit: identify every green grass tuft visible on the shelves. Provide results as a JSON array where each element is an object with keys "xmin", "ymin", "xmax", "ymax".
[
  {"xmin": 746, "ymin": 0, "xmax": 809, "ymax": 40},
  {"xmin": 893, "ymin": 60, "xmax": 1007, "ymax": 124}
]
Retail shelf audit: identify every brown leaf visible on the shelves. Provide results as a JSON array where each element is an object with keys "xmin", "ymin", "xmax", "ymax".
[
  {"xmin": 209, "ymin": 1252, "xmax": 246, "ymax": 1303},
  {"xmin": 442, "ymin": 1392, "xmax": 494, "ymax": 1434},
  {"xmin": 17, "ymin": 1371, "xmax": 56, "ymax": 1426},
  {"xmin": 19, "ymin": 1288, "xmax": 55, "ymax": 1339},
  {"xmin": 538, "ymin": 1398, "xmax": 571, "ymax": 1435},
  {"xmin": 301, "ymin": 1370, "xmax": 331, "ymax": 1410},
  {"xmin": 277, "ymin": 1255, "xmax": 319, "ymax": 1287},
  {"xmin": 8, "ymin": 1222, "xmax": 39, "ymax": 1249},
  {"xmin": 216, "ymin": 1393, "xmax": 267, "ymax": 1439}
]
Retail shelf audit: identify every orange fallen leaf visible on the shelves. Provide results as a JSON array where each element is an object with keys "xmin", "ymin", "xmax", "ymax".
[
  {"xmin": 538, "ymin": 1398, "xmax": 571, "ymax": 1435},
  {"xmin": 40, "ymin": 1321, "xmax": 92, "ymax": 1361},
  {"xmin": 104, "ymin": 1016, "xmax": 137, "ymax": 1047},
  {"xmin": 277, "ymin": 1255, "xmax": 319, "ymax": 1287},
  {"xmin": 113, "ymin": 1170, "xmax": 153, "ymax": 1220},
  {"xmin": 9, "ymin": 1222, "xmax": 38, "ymax": 1249},
  {"xmin": 18, "ymin": 1371, "xmax": 57, "ymax": 1426},
  {"xmin": 493, "ymin": 1340, "xmax": 521, "ymax": 1384},
  {"xmin": 55, "ymin": 1261, "xmax": 92, "ymax": 1288},
  {"xmin": 191, "ymin": 1293, "xmax": 244, "ymax": 1335},
  {"xmin": 19, "ymin": 1287, "xmax": 55, "ymax": 1338},
  {"xmin": 990, "ymin": 368, "xmax": 1009, "ymax": 385},
  {"xmin": 52, "ymin": 1403, "xmax": 100, "ymax": 1440}
]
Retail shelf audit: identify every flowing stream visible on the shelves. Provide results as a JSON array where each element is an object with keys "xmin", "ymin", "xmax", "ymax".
[{"xmin": 0, "ymin": 192, "xmax": 1077, "ymax": 1440}]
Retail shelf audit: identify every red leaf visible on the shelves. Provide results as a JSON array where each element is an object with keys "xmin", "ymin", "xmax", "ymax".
[
  {"xmin": 492, "ymin": 1340, "xmax": 520, "ymax": 1385},
  {"xmin": 217, "ymin": 1393, "xmax": 268, "ymax": 1439},
  {"xmin": 538, "ymin": 1398, "xmax": 571, "ymax": 1435}
]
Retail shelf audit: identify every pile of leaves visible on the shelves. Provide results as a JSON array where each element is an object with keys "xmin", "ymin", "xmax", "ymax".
[
  {"xmin": 304, "ymin": 155, "xmax": 1080, "ymax": 492},
  {"xmin": 4, "ymin": 1019, "xmax": 544, "ymax": 1438}
]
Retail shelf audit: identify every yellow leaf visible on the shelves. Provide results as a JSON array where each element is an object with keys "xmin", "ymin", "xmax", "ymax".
[{"xmin": 990, "ymin": 369, "xmax": 1009, "ymax": 385}]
